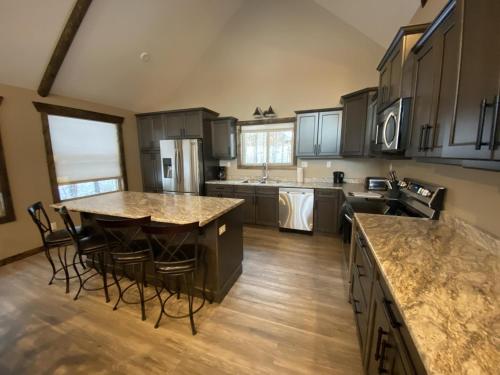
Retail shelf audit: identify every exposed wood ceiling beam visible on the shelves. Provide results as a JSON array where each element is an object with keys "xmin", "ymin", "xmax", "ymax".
[{"xmin": 37, "ymin": 0, "xmax": 93, "ymax": 97}]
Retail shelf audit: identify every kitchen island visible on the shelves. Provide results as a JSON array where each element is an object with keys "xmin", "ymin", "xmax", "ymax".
[{"xmin": 53, "ymin": 191, "xmax": 245, "ymax": 302}]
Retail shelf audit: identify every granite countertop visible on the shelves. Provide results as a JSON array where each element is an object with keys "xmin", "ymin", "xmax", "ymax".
[
  {"xmin": 355, "ymin": 213, "xmax": 499, "ymax": 375},
  {"xmin": 206, "ymin": 180, "xmax": 392, "ymax": 200},
  {"xmin": 52, "ymin": 191, "xmax": 244, "ymax": 227}
]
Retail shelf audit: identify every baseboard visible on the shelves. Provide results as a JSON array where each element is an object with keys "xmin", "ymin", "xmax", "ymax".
[{"xmin": 0, "ymin": 246, "xmax": 44, "ymax": 267}]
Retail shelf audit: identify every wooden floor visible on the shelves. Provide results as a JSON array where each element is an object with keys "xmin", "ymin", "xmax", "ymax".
[{"xmin": 0, "ymin": 226, "xmax": 362, "ymax": 374}]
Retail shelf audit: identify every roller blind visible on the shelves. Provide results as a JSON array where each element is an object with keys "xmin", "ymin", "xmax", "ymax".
[
  {"xmin": 48, "ymin": 115, "xmax": 122, "ymax": 184},
  {"xmin": 240, "ymin": 122, "xmax": 294, "ymax": 166}
]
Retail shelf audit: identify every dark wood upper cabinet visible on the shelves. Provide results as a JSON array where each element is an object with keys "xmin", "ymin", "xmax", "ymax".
[
  {"xmin": 140, "ymin": 151, "xmax": 162, "ymax": 192},
  {"xmin": 211, "ymin": 117, "xmax": 237, "ymax": 159},
  {"xmin": 377, "ymin": 24, "xmax": 429, "ymax": 112},
  {"xmin": 295, "ymin": 108, "xmax": 342, "ymax": 158},
  {"xmin": 340, "ymin": 88, "xmax": 377, "ymax": 157},
  {"xmin": 163, "ymin": 112, "xmax": 185, "ymax": 138},
  {"xmin": 440, "ymin": 0, "xmax": 500, "ymax": 160}
]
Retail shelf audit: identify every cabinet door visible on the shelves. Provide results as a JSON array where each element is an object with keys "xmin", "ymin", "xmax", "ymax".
[
  {"xmin": 152, "ymin": 115, "xmax": 165, "ymax": 148},
  {"xmin": 184, "ymin": 112, "xmax": 203, "ymax": 138},
  {"xmin": 351, "ymin": 266, "xmax": 369, "ymax": 353},
  {"xmin": 164, "ymin": 113, "xmax": 185, "ymax": 138},
  {"xmin": 137, "ymin": 116, "xmax": 155, "ymax": 150},
  {"xmin": 255, "ymin": 194, "xmax": 278, "ymax": 226},
  {"xmin": 211, "ymin": 119, "xmax": 236, "ymax": 159},
  {"xmin": 234, "ymin": 193, "xmax": 255, "ymax": 224},
  {"xmin": 442, "ymin": 0, "xmax": 500, "ymax": 160},
  {"xmin": 408, "ymin": 40, "xmax": 439, "ymax": 158},
  {"xmin": 313, "ymin": 190, "xmax": 339, "ymax": 233},
  {"xmin": 140, "ymin": 151, "xmax": 162, "ymax": 192},
  {"xmin": 296, "ymin": 113, "xmax": 319, "ymax": 157},
  {"xmin": 341, "ymin": 95, "xmax": 368, "ymax": 156},
  {"xmin": 388, "ymin": 48, "xmax": 402, "ymax": 104},
  {"xmin": 317, "ymin": 111, "xmax": 342, "ymax": 156},
  {"xmin": 379, "ymin": 65, "xmax": 391, "ymax": 109}
]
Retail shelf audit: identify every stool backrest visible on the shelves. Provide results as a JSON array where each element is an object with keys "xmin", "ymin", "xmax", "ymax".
[
  {"xmin": 56, "ymin": 206, "xmax": 79, "ymax": 241},
  {"xmin": 96, "ymin": 216, "xmax": 151, "ymax": 253},
  {"xmin": 141, "ymin": 222, "xmax": 199, "ymax": 264},
  {"xmin": 27, "ymin": 202, "xmax": 53, "ymax": 246}
]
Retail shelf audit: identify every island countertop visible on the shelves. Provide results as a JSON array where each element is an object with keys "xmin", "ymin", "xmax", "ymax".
[
  {"xmin": 52, "ymin": 191, "xmax": 244, "ymax": 227},
  {"xmin": 355, "ymin": 213, "xmax": 499, "ymax": 374}
]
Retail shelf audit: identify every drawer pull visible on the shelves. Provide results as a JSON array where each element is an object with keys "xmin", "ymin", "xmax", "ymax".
[
  {"xmin": 356, "ymin": 264, "xmax": 365, "ymax": 277},
  {"xmin": 377, "ymin": 340, "xmax": 391, "ymax": 374},
  {"xmin": 374, "ymin": 327, "xmax": 388, "ymax": 360},
  {"xmin": 382, "ymin": 299, "xmax": 401, "ymax": 328},
  {"xmin": 352, "ymin": 298, "xmax": 362, "ymax": 314}
]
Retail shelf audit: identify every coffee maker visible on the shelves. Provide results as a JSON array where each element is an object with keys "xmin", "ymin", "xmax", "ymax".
[
  {"xmin": 217, "ymin": 166, "xmax": 227, "ymax": 181},
  {"xmin": 333, "ymin": 171, "xmax": 344, "ymax": 184}
]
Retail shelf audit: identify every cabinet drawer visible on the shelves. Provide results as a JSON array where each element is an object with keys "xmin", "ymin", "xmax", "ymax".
[
  {"xmin": 206, "ymin": 184, "xmax": 234, "ymax": 193},
  {"xmin": 314, "ymin": 188, "xmax": 340, "ymax": 198},
  {"xmin": 234, "ymin": 185, "xmax": 255, "ymax": 194},
  {"xmin": 351, "ymin": 267, "xmax": 369, "ymax": 351},
  {"xmin": 255, "ymin": 186, "xmax": 278, "ymax": 195}
]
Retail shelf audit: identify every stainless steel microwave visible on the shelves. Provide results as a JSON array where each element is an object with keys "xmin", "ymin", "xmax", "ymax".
[{"xmin": 376, "ymin": 98, "xmax": 411, "ymax": 152}]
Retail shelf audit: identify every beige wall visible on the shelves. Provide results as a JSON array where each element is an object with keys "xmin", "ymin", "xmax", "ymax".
[
  {"xmin": 160, "ymin": 0, "xmax": 387, "ymax": 181},
  {"xmin": 0, "ymin": 84, "xmax": 141, "ymax": 260},
  {"xmin": 386, "ymin": 160, "xmax": 500, "ymax": 236}
]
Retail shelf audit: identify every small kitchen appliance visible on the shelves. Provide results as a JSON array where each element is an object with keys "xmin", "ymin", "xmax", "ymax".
[
  {"xmin": 217, "ymin": 166, "xmax": 227, "ymax": 181},
  {"xmin": 376, "ymin": 98, "xmax": 411, "ymax": 153},
  {"xmin": 333, "ymin": 171, "xmax": 344, "ymax": 184}
]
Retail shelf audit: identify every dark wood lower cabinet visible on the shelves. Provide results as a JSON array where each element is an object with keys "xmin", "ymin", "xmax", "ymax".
[
  {"xmin": 255, "ymin": 193, "xmax": 278, "ymax": 227},
  {"xmin": 234, "ymin": 193, "xmax": 256, "ymax": 224},
  {"xmin": 314, "ymin": 189, "xmax": 340, "ymax": 233},
  {"xmin": 351, "ymin": 224, "xmax": 426, "ymax": 374}
]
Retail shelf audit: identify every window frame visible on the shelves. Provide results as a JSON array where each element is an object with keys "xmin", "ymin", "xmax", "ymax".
[
  {"xmin": 237, "ymin": 117, "xmax": 297, "ymax": 169},
  {"xmin": 0, "ymin": 96, "xmax": 15, "ymax": 224},
  {"xmin": 33, "ymin": 102, "xmax": 127, "ymax": 202}
]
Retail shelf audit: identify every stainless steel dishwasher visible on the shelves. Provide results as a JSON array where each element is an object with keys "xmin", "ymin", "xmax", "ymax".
[{"xmin": 278, "ymin": 188, "xmax": 314, "ymax": 232}]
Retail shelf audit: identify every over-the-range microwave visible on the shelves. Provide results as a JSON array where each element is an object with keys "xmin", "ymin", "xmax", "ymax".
[{"xmin": 375, "ymin": 98, "xmax": 411, "ymax": 153}]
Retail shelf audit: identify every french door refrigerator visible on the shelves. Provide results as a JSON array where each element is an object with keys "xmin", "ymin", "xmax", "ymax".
[{"xmin": 159, "ymin": 139, "xmax": 204, "ymax": 195}]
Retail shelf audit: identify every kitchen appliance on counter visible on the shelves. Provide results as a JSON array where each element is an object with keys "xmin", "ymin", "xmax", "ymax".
[
  {"xmin": 333, "ymin": 171, "xmax": 344, "ymax": 184},
  {"xmin": 341, "ymin": 177, "xmax": 446, "ymax": 243},
  {"xmin": 365, "ymin": 176, "xmax": 388, "ymax": 191},
  {"xmin": 278, "ymin": 188, "xmax": 314, "ymax": 232},
  {"xmin": 160, "ymin": 139, "xmax": 204, "ymax": 195},
  {"xmin": 217, "ymin": 166, "xmax": 227, "ymax": 181},
  {"xmin": 375, "ymin": 98, "xmax": 411, "ymax": 153}
]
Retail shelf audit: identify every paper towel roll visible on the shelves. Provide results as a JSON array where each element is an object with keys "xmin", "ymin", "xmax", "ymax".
[{"xmin": 296, "ymin": 167, "xmax": 304, "ymax": 183}]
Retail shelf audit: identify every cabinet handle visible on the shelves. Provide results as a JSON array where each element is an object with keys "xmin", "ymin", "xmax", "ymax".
[
  {"xmin": 418, "ymin": 125, "xmax": 426, "ymax": 152},
  {"xmin": 375, "ymin": 123, "xmax": 380, "ymax": 145},
  {"xmin": 423, "ymin": 125, "xmax": 432, "ymax": 151},
  {"xmin": 382, "ymin": 299, "xmax": 401, "ymax": 328},
  {"xmin": 352, "ymin": 298, "xmax": 361, "ymax": 314},
  {"xmin": 374, "ymin": 327, "xmax": 388, "ymax": 360},
  {"xmin": 356, "ymin": 264, "xmax": 365, "ymax": 277},
  {"xmin": 488, "ymin": 95, "xmax": 500, "ymax": 150},
  {"xmin": 377, "ymin": 341, "xmax": 390, "ymax": 374},
  {"xmin": 476, "ymin": 98, "xmax": 488, "ymax": 150}
]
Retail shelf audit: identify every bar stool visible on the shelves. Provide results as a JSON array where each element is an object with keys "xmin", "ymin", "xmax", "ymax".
[
  {"xmin": 27, "ymin": 202, "xmax": 85, "ymax": 293},
  {"xmin": 57, "ymin": 206, "xmax": 118, "ymax": 302},
  {"xmin": 96, "ymin": 216, "xmax": 153, "ymax": 321},
  {"xmin": 142, "ymin": 222, "xmax": 208, "ymax": 335}
]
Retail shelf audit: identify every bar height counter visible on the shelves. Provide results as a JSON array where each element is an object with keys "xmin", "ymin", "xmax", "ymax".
[{"xmin": 52, "ymin": 191, "xmax": 245, "ymax": 302}]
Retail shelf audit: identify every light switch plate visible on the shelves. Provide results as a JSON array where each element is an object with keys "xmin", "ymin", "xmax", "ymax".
[
  {"xmin": 218, "ymin": 224, "xmax": 226, "ymax": 236},
  {"xmin": 326, "ymin": 161, "xmax": 332, "ymax": 168},
  {"xmin": 301, "ymin": 161, "xmax": 308, "ymax": 168},
  {"xmin": 51, "ymin": 222, "xmax": 57, "ymax": 230}
]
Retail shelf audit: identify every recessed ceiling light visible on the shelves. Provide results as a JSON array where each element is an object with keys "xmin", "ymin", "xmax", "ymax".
[{"xmin": 140, "ymin": 52, "xmax": 150, "ymax": 62}]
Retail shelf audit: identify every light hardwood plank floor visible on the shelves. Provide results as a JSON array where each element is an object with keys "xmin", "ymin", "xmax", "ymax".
[{"xmin": 0, "ymin": 226, "xmax": 362, "ymax": 375}]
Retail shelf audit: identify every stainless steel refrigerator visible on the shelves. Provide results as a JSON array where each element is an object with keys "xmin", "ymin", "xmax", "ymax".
[{"xmin": 160, "ymin": 139, "xmax": 204, "ymax": 194}]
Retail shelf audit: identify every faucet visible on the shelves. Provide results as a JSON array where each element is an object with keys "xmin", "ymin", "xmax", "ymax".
[{"xmin": 260, "ymin": 162, "xmax": 269, "ymax": 183}]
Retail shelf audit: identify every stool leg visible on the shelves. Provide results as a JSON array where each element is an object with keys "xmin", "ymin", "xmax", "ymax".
[
  {"xmin": 45, "ymin": 247, "xmax": 57, "ymax": 285},
  {"xmin": 63, "ymin": 246, "xmax": 70, "ymax": 294},
  {"xmin": 56, "ymin": 246, "xmax": 70, "ymax": 294},
  {"xmin": 99, "ymin": 252, "xmax": 110, "ymax": 303},
  {"xmin": 79, "ymin": 252, "xmax": 86, "ymax": 269},
  {"xmin": 185, "ymin": 273, "xmax": 197, "ymax": 335},
  {"xmin": 154, "ymin": 280, "xmax": 164, "ymax": 329},
  {"xmin": 135, "ymin": 265, "xmax": 146, "ymax": 321},
  {"xmin": 112, "ymin": 263, "xmax": 122, "ymax": 311},
  {"xmin": 72, "ymin": 250, "xmax": 83, "ymax": 301}
]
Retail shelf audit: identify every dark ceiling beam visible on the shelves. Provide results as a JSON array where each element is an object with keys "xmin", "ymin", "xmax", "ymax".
[{"xmin": 37, "ymin": 0, "xmax": 93, "ymax": 97}]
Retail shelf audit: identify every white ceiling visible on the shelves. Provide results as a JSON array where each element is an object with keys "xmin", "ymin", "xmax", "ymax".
[{"xmin": 0, "ymin": 0, "xmax": 420, "ymax": 111}]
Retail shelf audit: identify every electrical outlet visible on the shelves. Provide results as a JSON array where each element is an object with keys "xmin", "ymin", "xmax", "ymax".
[
  {"xmin": 218, "ymin": 224, "xmax": 226, "ymax": 236},
  {"xmin": 50, "ymin": 222, "xmax": 57, "ymax": 230},
  {"xmin": 326, "ymin": 161, "xmax": 332, "ymax": 168},
  {"xmin": 301, "ymin": 161, "xmax": 308, "ymax": 168},
  {"xmin": 389, "ymin": 162, "xmax": 393, "ymax": 171}
]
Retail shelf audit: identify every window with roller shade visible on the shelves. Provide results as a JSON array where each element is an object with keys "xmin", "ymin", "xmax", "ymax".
[
  {"xmin": 239, "ymin": 122, "xmax": 295, "ymax": 167},
  {"xmin": 46, "ymin": 115, "xmax": 124, "ymax": 201}
]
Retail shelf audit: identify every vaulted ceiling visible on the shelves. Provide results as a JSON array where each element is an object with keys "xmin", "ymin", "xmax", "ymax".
[{"xmin": 0, "ymin": 0, "xmax": 420, "ymax": 112}]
